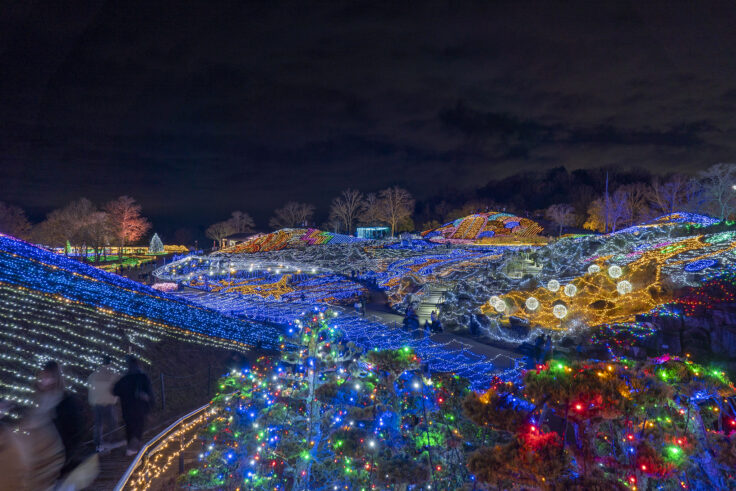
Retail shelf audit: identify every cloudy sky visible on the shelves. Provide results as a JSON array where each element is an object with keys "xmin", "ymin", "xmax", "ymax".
[{"xmin": 1, "ymin": 1, "xmax": 736, "ymax": 227}]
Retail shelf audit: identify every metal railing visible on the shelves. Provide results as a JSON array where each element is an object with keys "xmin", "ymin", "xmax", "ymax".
[{"xmin": 114, "ymin": 403, "xmax": 209, "ymax": 491}]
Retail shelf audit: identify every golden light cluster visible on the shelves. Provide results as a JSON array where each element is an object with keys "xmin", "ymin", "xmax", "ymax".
[{"xmin": 481, "ymin": 234, "xmax": 736, "ymax": 330}]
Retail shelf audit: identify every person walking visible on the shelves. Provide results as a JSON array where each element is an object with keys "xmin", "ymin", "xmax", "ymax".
[
  {"xmin": 87, "ymin": 356, "xmax": 120, "ymax": 452},
  {"xmin": 22, "ymin": 361, "xmax": 68, "ymax": 490},
  {"xmin": 113, "ymin": 356, "xmax": 155, "ymax": 456},
  {"xmin": 0, "ymin": 399, "xmax": 29, "ymax": 491}
]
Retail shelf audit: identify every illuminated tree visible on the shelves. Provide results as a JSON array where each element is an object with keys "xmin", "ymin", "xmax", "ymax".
[
  {"xmin": 148, "ymin": 233, "xmax": 164, "ymax": 254},
  {"xmin": 183, "ymin": 311, "xmax": 480, "ymax": 490},
  {"xmin": 104, "ymin": 196, "xmax": 151, "ymax": 259},
  {"xmin": 0, "ymin": 201, "xmax": 31, "ymax": 239},
  {"xmin": 329, "ymin": 188, "xmax": 364, "ymax": 235},
  {"xmin": 582, "ymin": 198, "xmax": 605, "ymax": 232},
  {"xmin": 269, "ymin": 201, "xmax": 315, "ymax": 229},
  {"xmin": 545, "ymin": 203, "xmax": 575, "ymax": 236}
]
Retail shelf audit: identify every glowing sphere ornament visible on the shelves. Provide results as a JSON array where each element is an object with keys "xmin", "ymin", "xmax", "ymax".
[
  {"xmin": 587, "ymin": 264, "xmax": 600, "ymax": 274},
  {"xmin": 525, "ymin": 297, "xmax": 539, "ymax": 311},
  {"xmin": 552, "ymin": 304, "xmax": 568, "ymax": 319},
  {"xmin": 547, "ymin": 280, "xmax": 560, "ymax": 292},
  {"xmin": 489, "ymin": 296, "xmax": 506, "ymax": 313},
  {"xmin": 616, "ymin": 280, "xmax": 633, "ymax": 295},
  {"xmin": 608, "ymin": 265, "xmax": 623, "ymax": 278},
  {"xmin": 563, "ymin": 284, "xmax": 577, "ymax": 297}
]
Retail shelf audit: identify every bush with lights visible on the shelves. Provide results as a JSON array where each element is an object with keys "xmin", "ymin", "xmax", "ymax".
[{"xmin": 463, "ymin": 356, "xmax": 736, "ymax": 490}]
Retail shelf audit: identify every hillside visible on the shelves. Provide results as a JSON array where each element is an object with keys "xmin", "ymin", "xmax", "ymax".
[{"xmin": 0, "ymin": 233, "xmax": 281, "ymax": 419}]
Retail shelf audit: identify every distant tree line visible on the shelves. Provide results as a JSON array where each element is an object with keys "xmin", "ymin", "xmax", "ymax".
[
  {"xmin": 3, "ymin": 163, "xmax": 736, "ymax": 248},
  {"xmin": 205, "ymin": 185, "xmax": 416, "ymax": 241},
  {"xmin": 0, "ymin": 196, "xmax": 150, "ymax": 261}
]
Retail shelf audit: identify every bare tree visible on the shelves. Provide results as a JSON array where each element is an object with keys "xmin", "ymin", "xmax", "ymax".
[
  {"xmin": 648, "ymin": 174, "xmax": 694, "ymax": 216},
  {"xmin": 86, "ymin": 211, "xmax": 112, "ymax": 262},
  {"xmin": 545, "ymin": 203, "xmax": 575, "ymax": 236},
  {"xmin": 205, "ymin": 221, "xmax": 235, "ymax": 244},
  {"xmin": 0, "ymin": 202, "xmax": 31, "ymax": 239},
  {"xmin": 269, "ymin": 202, "xmax": 315, "ymax": 229},
  {"xmin": 228, "ymin": 211, "xmax": 256, "ymax": 233},
  {"xmin": 328, "ymin": 189, "xmax": 364, "ymax": 235},
  {"xmin": 619, "ymin": 182, "xmax": 650, "ymax": 225},
  {"xmin": 359, "ymin": 193, "xmax": 383, "ymax": 226},
  {"xmin": 377, "ymin": 186, "xmax": 415, "ymax": 237},
  {"xmin": 104, "ymin": 196, "xmax": 151, "ymax": 259},
  {"xmin": 608, "ymin": 188, "xmax": 629, "ymax": 232},
  {"xmin": 698, "ymin": 163, "xmax": 736, "ymax": 220},
  {"xmin": 583, "ymin": 189, "xmax": 629, "ymax": 233},
  {"xmin": 33, "ymin": 198, "xmax": 97, "ymax": 257},
  {"xmin": 31, "ymin": 210, "xmax": 70, "ymax": 249}
]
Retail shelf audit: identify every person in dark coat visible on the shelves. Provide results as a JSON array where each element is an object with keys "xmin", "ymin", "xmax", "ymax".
[{"xmin": 113, "ymin": 356, "xmax": 155, "ymax": 456}]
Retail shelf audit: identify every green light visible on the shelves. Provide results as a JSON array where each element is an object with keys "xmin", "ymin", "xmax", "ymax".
[{"xmin": 668, "ymin": 445, "xmax": 681, "ymax": 456}]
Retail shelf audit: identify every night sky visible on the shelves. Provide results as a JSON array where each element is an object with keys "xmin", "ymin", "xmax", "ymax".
[{"xmin": 2, "ymin": 1, "xmax": 736, "ymax": 230}]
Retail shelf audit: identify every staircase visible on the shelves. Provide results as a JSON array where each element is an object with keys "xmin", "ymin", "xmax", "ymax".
[{"xmin": 415, "ymin": 283, "xmax": 451, "ymax": 325}]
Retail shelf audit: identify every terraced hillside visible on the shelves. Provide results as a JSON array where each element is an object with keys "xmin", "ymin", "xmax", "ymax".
[{"xmin": 0, "ymin": 234, "xmax": 282, "ymax": 419}]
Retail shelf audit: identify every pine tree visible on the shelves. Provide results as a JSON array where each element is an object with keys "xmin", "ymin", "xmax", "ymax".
[{"xmin": 148, "ymin": 233, "xmax": 164, "ymax": 254}]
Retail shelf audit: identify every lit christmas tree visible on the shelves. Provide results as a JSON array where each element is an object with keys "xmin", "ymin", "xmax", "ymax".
[
  {"xmin": 149, "ymin": 232, "xmax": 164, "ymax": 254},
  {"xmin": 181, "ymin": 308, "xmax": 484, "ymax": 489}
]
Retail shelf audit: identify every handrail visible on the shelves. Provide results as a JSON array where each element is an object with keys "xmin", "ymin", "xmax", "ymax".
[{"xmin": 114, "ymin": 403, "xmax": 209, "ymax": 491}]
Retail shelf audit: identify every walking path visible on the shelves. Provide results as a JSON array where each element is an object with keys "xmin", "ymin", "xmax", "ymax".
[{"xmin": 176, "ymin": 286, "xmax": 524, "ymax": 389}]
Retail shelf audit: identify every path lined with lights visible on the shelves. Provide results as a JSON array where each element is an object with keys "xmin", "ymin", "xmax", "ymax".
[{"xmin": 175, "ymin": 290, "xmax": 521, "ymax": 389}]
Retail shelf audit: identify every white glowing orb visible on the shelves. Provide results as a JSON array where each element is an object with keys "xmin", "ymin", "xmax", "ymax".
[
  {"xmin": 564, "ymin": 284, "xmax": 577, "ymax": 297},
  {"xmin": 553, "ymin": 304, "xmax": 568, "ymax": 319},
  {"xmin": 547, "ymin": 280, "xmax": 560, "ymax": 292},
  {"xmin": 608, "ymin": 265, "xmax": 623, "ymax": 278},
  {"xmin": 616, "ymin": 280, "xmax": 633, "ymax": 295},
  {"xmin": 588, "ymin": 264, "xmax": 600, "ymax": 274},
  {"xmin": 494, "ymin": 300, "xmax": 506, "ymax": 313},
  {"xmin": 525, "ymin": 297, "xmax": 539, "ymax": 310},
  {"xmin": 489, "ymin": 296, "xmax": 506, "ymax": 313}
]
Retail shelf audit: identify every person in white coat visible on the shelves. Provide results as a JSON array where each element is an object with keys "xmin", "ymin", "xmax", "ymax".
[{"xmin": 87, "ymin": 356, "xmax": 120, "ymax": 452}]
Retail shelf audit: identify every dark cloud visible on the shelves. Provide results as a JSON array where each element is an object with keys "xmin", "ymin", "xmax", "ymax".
[{"xmin": 1, "ymin": 1, "xmax": 736, "ymax": 228}]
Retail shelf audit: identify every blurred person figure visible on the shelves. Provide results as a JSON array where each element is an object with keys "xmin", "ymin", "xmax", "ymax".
[
  {"xmin": 44, "ymin": 361, "xmax": 86, "ymax": 474},
  {"xmin": 0, "ymin": 399, "xmax": 29, "ymax": 491},
  {"xmin": 87, "ymin": 355, "xmax": 119, "ymax": 452},
  {"xmin": 22, "ymin": 362, "xmax": 66, "ymax": 490},
  {"xmin": 113, "ymin": 356, "xmax": 155, "ymax": 456}
]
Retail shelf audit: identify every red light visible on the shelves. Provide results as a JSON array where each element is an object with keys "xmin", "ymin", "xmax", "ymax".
[
  {"xmin": 627, "ymin": 434, "xmax": 634, "ymax": 441},
  {"xmin": 575, "ymin": 404, "xmax": 582, "ymax": 410},
  {"xmin": 641, "ymin": 465, "xmax": 647, "ymax": 471},
  {"xmin": 530, "ymin": 425, "xmax": 537, "ymax": 432}
]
